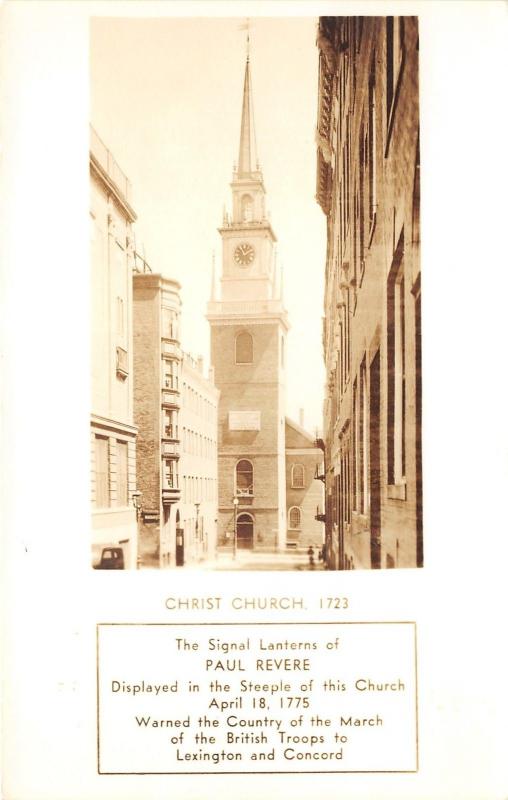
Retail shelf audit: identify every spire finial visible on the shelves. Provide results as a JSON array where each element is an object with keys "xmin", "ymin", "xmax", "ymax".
[{"xmin": 240, "ymin": 18, "xmax": 250, "ymax": 62}]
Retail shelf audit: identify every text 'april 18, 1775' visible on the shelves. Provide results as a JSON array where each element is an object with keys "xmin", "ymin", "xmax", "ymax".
[{"xmin": 97, "ymin": 622, "xmax": 417, "ymax": 774}]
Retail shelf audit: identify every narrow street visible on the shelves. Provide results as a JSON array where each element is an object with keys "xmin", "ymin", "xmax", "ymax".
[{"xmin": 199, "ymin": 550, "xmax": 325, "ymax": 571}]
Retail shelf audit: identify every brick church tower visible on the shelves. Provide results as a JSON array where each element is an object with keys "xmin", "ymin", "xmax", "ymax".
[{"xmin": 207, "ymin": 52, "xmax": 289, "ymax": 552}]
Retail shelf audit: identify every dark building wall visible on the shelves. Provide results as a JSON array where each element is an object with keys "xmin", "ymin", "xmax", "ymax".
[{"xmin": 316, "ymin": 16, "xmax": 421, "ymax": 570}]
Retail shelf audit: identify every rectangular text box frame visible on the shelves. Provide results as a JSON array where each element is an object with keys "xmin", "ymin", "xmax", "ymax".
[{"xmin": 97, "ymin": 621, "xmax": 418, "ymax": 775}]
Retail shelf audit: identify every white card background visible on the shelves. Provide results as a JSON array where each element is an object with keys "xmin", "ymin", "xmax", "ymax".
[{"xmin": 1, "ymin": 2, "xmax": 507, "ymax": 799}]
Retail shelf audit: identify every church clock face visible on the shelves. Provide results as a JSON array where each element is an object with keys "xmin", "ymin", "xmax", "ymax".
[{"xmin": 234, "ymin": 242, "xmax": 255, "ymax": 266}]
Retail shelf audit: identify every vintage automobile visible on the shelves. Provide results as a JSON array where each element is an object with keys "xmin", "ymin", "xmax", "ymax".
[{"xmin": 93, "ymin": 546, "xmax": 125, "ymax": 570}]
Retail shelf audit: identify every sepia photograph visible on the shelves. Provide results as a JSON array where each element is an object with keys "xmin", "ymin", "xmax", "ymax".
[
  {"xmin": 3, "ymin": 1, "xmax": 508, "ymax": 798},
  {"xmin": 90, "ymin": 15, "xmax": 421, "ymax": 572}
]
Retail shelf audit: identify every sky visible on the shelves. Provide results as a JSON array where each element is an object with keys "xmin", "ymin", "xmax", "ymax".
[{"xmin": 90, "ymin": 16, "xmax": 326, "ymax": 433}]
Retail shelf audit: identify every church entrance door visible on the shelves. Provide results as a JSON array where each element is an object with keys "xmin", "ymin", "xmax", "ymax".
[{"xmin": 236, "ymin": 514, "xmax": 254, "ymax": 549}]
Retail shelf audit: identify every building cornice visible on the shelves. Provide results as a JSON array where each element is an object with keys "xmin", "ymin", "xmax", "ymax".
[
  {"xmin": 315, "ymin": 19, "xmax": 338, "ymax": 215},
  {"xmin": 286, "ymin": 448, "xmax": 323, "ymax": 456},
  {"xmin": 207, "ymin": 313, "xmax": 290, "ymax": 332},
  {"xmin": 218, "ymin": 221, "xmax": 277, "ymax": 242},
  {"xmin": 133, "ymin": 272, "xmax": 182, "ymax": 292},
  {"xmin": 90, "ymin": 154, "xmax": 137, "ymax": 223},
  {"xmin": 91, "ymin": 414, "xmax": 138, "ymax": 437}
]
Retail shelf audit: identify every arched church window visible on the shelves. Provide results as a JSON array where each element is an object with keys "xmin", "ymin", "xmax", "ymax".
[
  {"xmin": 235, "ymin": 331, "xmax": 253, "ymax": 364},
  {"xmin": 241, "ymin": 194, "xmax": 253, "ymax": 222},
  {"xmin": 235, "ymin": 460, "xmax": 253, "ymax": 496},
  {"xmin": 291, "ymin": 464, "xmax": 305, "ymax": 488},
  {"xmin": 288, "ymin": 507, "xmax": 302, "ymax": 529}
]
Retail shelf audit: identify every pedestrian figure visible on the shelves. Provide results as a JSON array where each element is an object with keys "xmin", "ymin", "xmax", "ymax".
[{"xmin": 308, "ymin": 545, "xmax": 315, "ymax": 569}]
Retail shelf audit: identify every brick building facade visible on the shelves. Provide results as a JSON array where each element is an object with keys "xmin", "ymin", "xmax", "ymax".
[
  {"xmin": 316, "ymin": 17, "xmax": 422, "ymax": 569},
  {"xmin": 132, "ymin": 272, "xmax": 182, "ymax": 567}
]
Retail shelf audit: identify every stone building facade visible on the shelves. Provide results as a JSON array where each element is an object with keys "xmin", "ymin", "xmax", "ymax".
[
  {"xmin": 178, "ymin": 354, "xmax": 219, "ymax": 566},
  {"xmin": 316, "ymin": 17, "xmax": 422, "ymax": 569},
  {"xmin": 132, "ymin": 272, "xmax": 182, "ymax": 567},
  {"xmin": 90, "ymin": 127, "xmax": 138, "ymax": 568}
]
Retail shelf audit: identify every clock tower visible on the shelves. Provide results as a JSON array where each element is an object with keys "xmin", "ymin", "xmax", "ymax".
[{"xmin": 207, "ymin": 53, "xmax": 289, "ymax": 554}]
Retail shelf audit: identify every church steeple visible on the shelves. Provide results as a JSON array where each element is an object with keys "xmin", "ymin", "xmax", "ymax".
[
  {"xmin": 208, "ymin": 41, "xmax": 287, "ymax": 317},
  {"xmin": 230, "ymin": 52, "xmax": 267, "ymax": 226},
  {"xmin": 238, "ymin": 57, "xmax": 258, "ymax": 177}
]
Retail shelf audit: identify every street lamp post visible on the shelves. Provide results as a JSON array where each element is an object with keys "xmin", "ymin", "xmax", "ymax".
[{"xmin": 233, "ymin": 497, "xmax": 239, "ymax": 561}]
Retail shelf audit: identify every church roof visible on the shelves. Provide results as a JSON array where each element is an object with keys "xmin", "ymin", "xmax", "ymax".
[
  {"xmin": 285, "ymin": 417, "xmax": 319, "ymax": 449},
  {"xmin": 238, "ymin": 57, "xmax": 258, "ymax": 177}
]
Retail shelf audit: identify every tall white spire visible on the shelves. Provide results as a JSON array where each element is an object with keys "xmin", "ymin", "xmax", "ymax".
[{"xmin": 237, "ymin": 54, "xmax": 258, "ymax": 176}]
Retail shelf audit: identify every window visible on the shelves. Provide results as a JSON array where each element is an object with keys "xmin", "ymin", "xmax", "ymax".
[
  {"xmin": 163, "ymin": 358, "xmax": 178, "ymax": 390},
  {"xmin": 164, "ymin": 459, "xmax": 178, "ymax": 489},
  {"xmin": 352, "ymin": 379, "xmax": 357, "ymax": 509},
  {"xmin": 116, "ymin": 296, "xmax": 124, "ymax": 337},
  {"xmin": 359, "ymin": 359, "xmax": 368, "ymax": 513},
  {"xmin": 288, "ymin": 507, "xmax": 302, "ymax": 529},
  {"xmin": 235, "ymin": 459, "xmax": 253, "ymax": 496},
  {"xmin": 386, "ymin": 17, "xmax": 405, "ymax": 142},
  {"xmin": 368, "ymin": 60, "xmax": 377, "ymax": 231},
  {"xmin": 291, "ymin": 464, "xmax": 305, "ymax": 488},
  {"xmin": 412, "ymin": 136, "xmax": 420, "ymax": 246},
  {"xmin": 235, "ymin": 331, "xmax": 253, "ymax": 364},
  {"xmin": 116, "ymin": 440, "xmax": 128, "ymax": 507},
  {"xmin": 163, "ymin": 408, "xmax": 178, "ymax": 439},
  {"xmin": 94, "ymin": 435, "xmax": 110, "ymax": 508},
  {"xmin": 387, "ymin": 237, "xmax": 406, "ymax": 487},
  {"xmin": 162, "ymin": 308, "xmax": 179, "ymax": 340},
  {"xmin": 116, "ymin": 346, "xmax": 128, "ymax": 379},
  {"xmin": 359, "ymin": 127, "xmax": 365, "ymax": 267},
  {"xmin": 241, "ymin": 194, "xmax": 253, "ymax": 222}
]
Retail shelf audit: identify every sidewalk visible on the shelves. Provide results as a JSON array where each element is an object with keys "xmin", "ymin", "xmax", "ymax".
[{"xmin": 199, "ymin": 549, "xmax": 325, "ymax": 571}]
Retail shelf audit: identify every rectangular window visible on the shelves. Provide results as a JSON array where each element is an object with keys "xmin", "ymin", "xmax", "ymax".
[
  {"xmin": 368, "ymin": 63, "xmax": 377, "ymax": 230},
  {"xmin": 94, "ymin": 435, "xmax": 110, "ymax": 508},
  {"xmin": 359, "ymin": 128, "xmax": 365, "ymax": 269},
  {"xmin": 116, "ymin": 296, "xmax": 124, "ymax": 337},
  {"xmin": 163, "ymin": 359, "xmax": 178, "ymax": 390},
  {"xmin": 387, "ymin": 240, "xmax": 406, "ymax": 486},
  {"xmin": 345, "ymin": 116, "xmax": 350, "ymax": 233},
  {"xmin": 386, "ymin": 17, "xmax": 405, "ymax": 144},
  {"xmin": 164, "ymin": 459, "xmax": 178, "ymax": 489},
  {"xmin": 352, "ymin": 380, "xmax": 358, "ymax": 510},
  {"xmin": 163, "ymin": 408, "xmax": 178, "ymax": 439},
  {"xmin": 360, "ymin": 359, "xmax": 368, "ymax": 514},
  {"xmin": 412, "ymin": 137, "xmax": 420, "ymax": 245},
  {"xmin": 162, "ymin": 308, "xmax": 178, "ymax": 340},
  {"xmin": 116, "ymin": 440, "xmax": 128, "ymax": 507}
]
